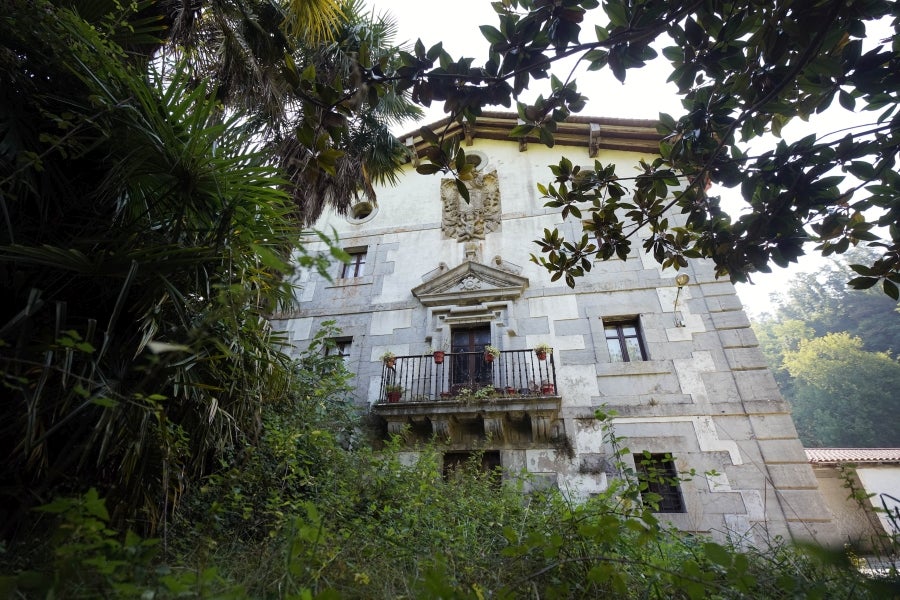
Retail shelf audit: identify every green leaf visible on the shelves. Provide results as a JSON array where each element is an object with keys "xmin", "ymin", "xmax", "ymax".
[
  {"xmin": 416, "ymin": 163, "xmax": 442, "ymax": 175},
  {"xmin": 251, "ymin": 243, "xmax": 291, "ymax": 272},
  {"xmin": 479, "ymin": 25, "xmax": 505, "ymax": 45},
  {"xmin": 456, "ymin": 179, "xmax": 470, "ymax": 202},
  {"xmin": 847, "ymin": 276, "xmax": 878, "ymax": 289},
  {"xmin": 91, "ymin": 397, "xmax": 119, "ymax": 408},
  {"xmin": 703, "ymin": 542, "xmax": 732, "ymax": 567}
]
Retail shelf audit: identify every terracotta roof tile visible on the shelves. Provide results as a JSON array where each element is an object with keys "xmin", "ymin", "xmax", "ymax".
[{"xmin": 805, "ymin": 448, "xmax": 900, "ymax": 464}]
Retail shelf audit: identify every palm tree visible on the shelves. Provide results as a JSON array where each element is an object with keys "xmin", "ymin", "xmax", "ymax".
[
  {"xmin": 0, "ymin": 0, "xmax": 314, "ymax": 532},
  {"xmin": 277, "ymin": 1, "xmax": 424, "ymax": 223},
  {"xmin": 1, "ymin": 0, "xmax": 420, "ymax": 532},
  {"xmin": 160, "ymin": 0, "xmax": 423, "ymax": 224}
]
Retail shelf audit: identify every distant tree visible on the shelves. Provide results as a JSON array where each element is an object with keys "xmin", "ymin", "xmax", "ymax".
[
  {"xmin": 770, "ymin": 249, "xmax": 900, "ymax": 354},
  {"xmin": 753, "ymin": 251, "xmax": 899, "ymax": 445},
  {"xmin": 782, "ymin": 333, "xmax": 900, "ymax": 447},
  {"xmin": 384, "ymin": 0, "xmax": 900, "ymax": 295},
  {"xmin": 753, "ymin": 318, "xmax": 814, "ymax": 396}
]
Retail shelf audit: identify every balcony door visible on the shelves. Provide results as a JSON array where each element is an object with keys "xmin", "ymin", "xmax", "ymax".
[{"xmin": 450, "ymin": 325, "xmax": 492, "ymax": 390}]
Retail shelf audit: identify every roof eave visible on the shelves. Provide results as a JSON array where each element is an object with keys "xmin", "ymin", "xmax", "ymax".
[{"xmin": 399, "ymin": 111, "xmax": 662, "ymax": 159}]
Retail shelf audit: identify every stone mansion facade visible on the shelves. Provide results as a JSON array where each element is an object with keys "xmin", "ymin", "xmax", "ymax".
[{"xmin": 271, "ymin": 112, "xmax": 839, "ymax": 547}]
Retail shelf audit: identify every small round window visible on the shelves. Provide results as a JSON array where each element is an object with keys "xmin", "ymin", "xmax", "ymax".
[
  {"xmin": 466, "ymin": 150, "xmax": 489, "ymax": 171},
  {"xmin": 347, "ymin": 201, "xmax": 378, "ymax": 224}
]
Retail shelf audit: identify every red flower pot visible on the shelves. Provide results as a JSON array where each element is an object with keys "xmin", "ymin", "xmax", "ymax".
[
  {"xmin": 484, "ymin": 352, "xmax": 495, "ymax": 363},
  {"xmin": 541, "ymin": 384, "xmax": 555, "ymax": 395},
  {"xmin": 536, "ymin": 351, "xmax": 547, "ymax": 361},
  {"xmin": 433, "ymin": 351, "xmax": 445, "ymax": 364}
]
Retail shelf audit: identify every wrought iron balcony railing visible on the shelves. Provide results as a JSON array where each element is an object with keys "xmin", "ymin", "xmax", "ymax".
[{"xmin": 378, "ymin": 349, "xmax": 557, "ymax": 404}]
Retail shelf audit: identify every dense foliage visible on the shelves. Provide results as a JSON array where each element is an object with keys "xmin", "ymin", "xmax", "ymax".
[
  {"xmin": 4, "ymin": 390, "xmax": 897, "ymax": 598},
  {"xmin": 753, "ymin": 251, "xmax": 900, "ymax": 446},
  {"xmin": 382, "ymin": 0, "xmax": 900, "ymax": 296},
  {"xmin": 0, "ymin": 0, "xmax": 416, "ymax": 531}
]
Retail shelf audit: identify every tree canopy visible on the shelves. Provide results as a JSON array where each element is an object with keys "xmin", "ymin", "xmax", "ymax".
[
  {"xmin": 783, "ymin": 333, "xmax": 900, "ymax": 447},
  {"xmin": 375, "ymin": 0, "xmax": 900, "ymax": 296},
  {"xmin": 0, "ymin": 0, "xmax": 414, "ymax": 530},
  {"xmin": 753, "ymin": 250, "xmax": 900, "ymax": 446}
]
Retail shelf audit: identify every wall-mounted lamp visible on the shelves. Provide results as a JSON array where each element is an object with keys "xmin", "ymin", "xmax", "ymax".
[{"xmin": 674, "ymin": 274, "xmax": 690, "ymax": 327}]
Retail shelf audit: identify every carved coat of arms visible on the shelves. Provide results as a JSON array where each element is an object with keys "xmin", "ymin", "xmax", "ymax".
[{"xmin": 441, "ymin": 170, "xmax": 501, "ymax": 241}]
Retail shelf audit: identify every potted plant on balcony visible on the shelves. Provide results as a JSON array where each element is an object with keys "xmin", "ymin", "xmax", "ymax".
[
  {"xmin": 484, "ymin": 345, "xmax": 500, "ymax": 363},
  {"xmin": 380, "ymin": 350, "xmax": 396, "ymax": 369},
  {"xmin": 473, "ymin": 386, "xmax": 497, "ymax": 403},
  {"xmin": 428, "ymin": 342, "xmax": 449, "ymax": 364},
  {"xmin": 540, "ymin": 379, "xmax": 555, "ymax": 395},
  {"xmin": 534, "ymin": 343, "xmax": 552, "ymax": 361},
  {"xmin": 385, "ymin": 384, "xmax": 403, "ymax": 403}
]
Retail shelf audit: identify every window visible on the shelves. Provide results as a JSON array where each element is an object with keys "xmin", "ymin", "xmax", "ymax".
[
  {"xmin": 346, "ymin": 201, "xmax": 378, "ymax": 224},
  {"xmin": 604, "ymin": 320, "xmax": 646, "ymax": 362},
  {"xmin": 443, "ymin": 450, "xmax": 501, "ymax": 481},
  {"xmin": 326, "ymin": 338, "xmax": 352, "ymax": 360},
  {"xmin": 633, "ymin": 452, "xmax": 685, "ymax": 513},
  {"xmin": 339, "ymin": 250, "xmax": 366, "ymax": 278}
]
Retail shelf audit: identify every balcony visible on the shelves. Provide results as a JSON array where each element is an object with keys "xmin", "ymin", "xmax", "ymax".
[{"xmin": 371, "ymin": 349, "xmax": 561, "ymax": 446}]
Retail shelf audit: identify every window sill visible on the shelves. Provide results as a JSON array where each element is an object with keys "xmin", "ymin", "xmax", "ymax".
[
  {"xmin": 596, "ymin": 360, "xmax": 672, "ymax": 377},
  {"xmin": 328, "ymin": 275, "xmax": 374, "ymax": 288}
]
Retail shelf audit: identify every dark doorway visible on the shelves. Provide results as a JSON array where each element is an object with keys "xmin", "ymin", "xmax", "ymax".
[{"xmin": 450, "ymin": 325, "xmax": 492, "ymax": 391}]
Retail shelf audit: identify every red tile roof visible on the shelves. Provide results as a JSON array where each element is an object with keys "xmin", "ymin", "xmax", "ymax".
[{"xmin": 805, "ymin": 448, "xmax": 900, "ymax": 464}]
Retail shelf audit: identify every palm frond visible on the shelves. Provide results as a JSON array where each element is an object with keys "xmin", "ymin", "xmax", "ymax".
[{"xmin": 282, "ymin": 0, "xmax": 344, "ymax": 45}]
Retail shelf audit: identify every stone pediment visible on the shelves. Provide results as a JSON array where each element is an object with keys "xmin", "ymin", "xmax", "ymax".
[{"xmin": 412, "ymin": 261, "xmax": 528, "ymax": 307}]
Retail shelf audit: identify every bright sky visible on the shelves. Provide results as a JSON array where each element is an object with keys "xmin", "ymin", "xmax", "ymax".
[{"xmin": 376, "ymin": 0, "xmax": 839, "ymax": 317}]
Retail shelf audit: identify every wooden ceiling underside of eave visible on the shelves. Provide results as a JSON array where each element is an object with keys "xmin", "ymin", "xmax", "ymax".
[{"xmin": 401, "ymin": 112, "xmax": 662, "ymax": 159}]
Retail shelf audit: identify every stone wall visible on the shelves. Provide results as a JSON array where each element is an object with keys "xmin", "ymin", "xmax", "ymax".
[{"xmin": 272, "ymin": 134, "xmax": 839, "ymax": 547}]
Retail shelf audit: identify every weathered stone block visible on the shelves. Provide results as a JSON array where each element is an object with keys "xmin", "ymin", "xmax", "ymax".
[
  {"xmin": 758, "ymin": 439, "xmax": 810, "ymax": 464},
  {"xmin": 699, "ymin": 281, "xmax": 740, "ymax": 297},
  {"xmin": 710, "ymin": 310, "xmax": 751, "ymax": 330},
  {"xmin": 697, "ymin": 294, "xmax": 745, "ymax": 313},
  {"xmin": 688, "ymin": 488, "xmax": 748, "ymax": 514},
  {"xmin": 733, "ymin": 370, "xmax": 780, "ymax": 400},
  {"xmin": 553, "ymin": 318, "xmax": 591, "ymax": 336},
  {"xmin": 701, "ymin": 372, "xmax": 740, "ymax": 403},
  {"xmin": 778, "ymin": 490, "xmax": 834, "ymax": 521},
  {"xmin": 764, "ymin": 464, "xmax": 819, "ymax": 489},
  {"xmin": 725, "ymin": 348, "xmax": 769, "ymax": 371},
  {"xmin": 749, "ymin": 414, "xmax": 801, "ymax": 439},
  {"xmin": 517, "ymin": 316, "xmax": 551, "ymax": 335},
  {"xmin": 717, "ymin": 327, "xmax": 760, "ymax": 349}
]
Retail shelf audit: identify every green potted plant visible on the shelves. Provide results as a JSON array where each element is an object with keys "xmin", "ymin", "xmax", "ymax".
[
  {"xmin": 472, "ymin": 386, "xmax": 497, "ymax": 402},
  {"xmin": 534, "ymin": 342, "xmax": 552, "ymax": 361},
  {"xmin": 484, "ymin": 345, "xmax": 501, "ymax": 363},
  {"xmin": 380, "ymin": 350, "xmax": 396, "ymax": 368},
  {"xmin": 385, "ymin": 384, "xmax": 403, "ymax": 403}
]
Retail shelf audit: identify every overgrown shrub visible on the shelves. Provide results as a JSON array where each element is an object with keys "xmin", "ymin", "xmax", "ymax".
[{"xmin": 4, "ymin": 343, "xmax": 898, "ymax": 598}]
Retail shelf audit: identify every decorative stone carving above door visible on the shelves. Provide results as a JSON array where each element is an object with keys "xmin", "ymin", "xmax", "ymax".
[{"xmin": 441, "ymin": 170, "xmax": 500, "ymax": 241}]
